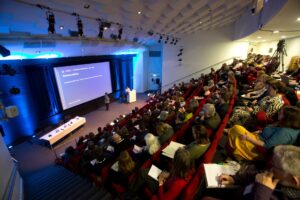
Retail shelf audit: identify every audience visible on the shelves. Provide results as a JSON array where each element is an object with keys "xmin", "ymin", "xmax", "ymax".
[
  {"xmin": 227, "ymin": 106, "xmax": 300, "ymax": 161},
  {"xmin": 60, "ymin": 55, "xmax": 300, "ymax": 199}
]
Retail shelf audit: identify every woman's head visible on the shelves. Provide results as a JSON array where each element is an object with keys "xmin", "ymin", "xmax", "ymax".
[
  {"xmin": 192, "ymin": 125, "xmax": 210, "ymax": 144},
  {"xmin": 266, "ymin": 80, "xmax": 280, "ymax": 96},
  {"xmin": 172, "ymin": 148, "xmax": 194, "ymax": 179},
  {"xmin": 144, "ymin": 133, "xmax": 161, "ymax": 155},
  {"xmin": 202, "ymin": 103, "xmax": 216, "ymax": 118},
  {"xmin": 278, "ymin": 106, "xmax": 300, "ymax": 129},
  {"xmin": 118, "ymin": 150, "xmax": 135, "ymax": 174}
]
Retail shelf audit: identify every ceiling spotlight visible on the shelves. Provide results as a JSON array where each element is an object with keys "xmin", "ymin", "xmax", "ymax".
[
  {"xmin": 273, "ymin": 30, "xmax": 279, "ymax": 34},
  {"xmin": 98, "ymin": 21, "xmax": 104, "ymax": 38},
  {"xmin": 199, "ymin": 21, "xmax": 202, "ymax": 24},
  {"xmin": 297, "ymin": 17, "xmax": 300, "ymax": 21},
  {"xmin": 257, "ymin": 36, "xmax": 262, "ymax": 39},
  {"xmin": 77, "ymin": 16, "xmax": 83, "ymax": 37},
  {"xmin": 281, "ymin": 35, "xmax": 286, "ymax": 39},
  {"xmin": 84, "ymin": 4, "xmax": 90, "ymax": 9},
  {"xmin": 138, "ymin": 11, "xmax": 142, "ymax": 15},
  {"xmin": 46, "ymin": 11, "xmax": 55, "ymax": 34},
  {"xmin": 158, "ymin": 35, "xmax": 162, "ymax": 43},
  {"xmin": 59, "ymin": 25, "xmax": 64, "ymax": 30},
  {"xmin": 178, "ymin": 58, "xmax": 182, "ymax": 62},
  {"xmin": 165, "ymin": 37, "xmax": 169, "ymax": 44},
  {"xmin": 174, "ymin": 39, "xmax": 178, "ymax": 45},
  {"xmin": 118, "ymin": 27, "xmax": 123, "ymax": 40},
  {"xmin": 170, "ymin": 38, "xmax": 175, "ymax": 44}
]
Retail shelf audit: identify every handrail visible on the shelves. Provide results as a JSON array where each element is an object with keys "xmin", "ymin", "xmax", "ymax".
[{"xmin": 162, "ymin": 57, "xmax": 240, "ymax": 90}]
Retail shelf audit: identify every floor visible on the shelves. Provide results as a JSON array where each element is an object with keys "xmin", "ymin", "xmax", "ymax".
[{"xmin": 12, "ymin": 93, "xmax": 148, "ymax": 173}]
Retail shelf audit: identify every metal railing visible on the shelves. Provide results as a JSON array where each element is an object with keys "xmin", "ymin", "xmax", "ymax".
[{"xmin": 162, "ymin": 57, "xmax": 240, "ymax": 91}]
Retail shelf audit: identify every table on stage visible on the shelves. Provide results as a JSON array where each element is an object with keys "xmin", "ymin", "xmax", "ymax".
[{"xmin": 40, "ymin": 116, "xmax": 86, "ymax": 145}]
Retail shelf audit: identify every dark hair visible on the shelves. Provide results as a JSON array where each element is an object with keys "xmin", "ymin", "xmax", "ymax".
[
  {"xmin": 279, "ymin": 106, "xmax": 300, "ymax": 129},
  {"xmin": 192, "ymin": 125, "xmax": 210, "ymax": 144},
  {"xmin": 172, "ymin": 148, "xmax": 194, "ymax": 179}
]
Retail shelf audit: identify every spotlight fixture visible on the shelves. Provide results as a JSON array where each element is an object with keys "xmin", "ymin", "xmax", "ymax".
[
  {"xmin": 46, "ymin": 11, "xmax": 55, "ymax": 34},
  {"xmin": 273, "ymin": 30, "xmax": 279, "ymax": 34},
  {"xmin": 158, "ymin": 35, "xmax": 162, "ymax": 43},
  {"xmin": 118, "ymin": 27, "xmax": 123, "ymax": 40},
  {"xmin": 177, "ymin": 52, "xmax": 182, "ymax": 57},
  {"xmin": 165, "ymin": 37, "xmax": 169, "ymax": 44},
  {"xmin": 59, "ymin": 25, "xmax": 64, "ymax": 30},
  {"xmin": 77, "ymin": 16, "xmax": 83, "ymax": 37},
  {"xmin": 170, "ymin": 38, "xmax": 175, "ymax": 45},
  {"xmin": 174, "ymin": 39, "xmax": 178, "ymax": 45},
  {"xmin": 178, "ymin": 58, "xmax": 182, "ymax": 62},
  {"xmin": 97, "ymin": 19, "xmax": 104, "ymax": 38}
]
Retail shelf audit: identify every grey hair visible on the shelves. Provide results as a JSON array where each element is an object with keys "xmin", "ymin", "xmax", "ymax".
[
  {"xmin": 273, "ymin": 145, "xmax": 300, "ymax": 176},
  {"xmin": 203, "ymin": 103, "xmax": 216, "ymax": 116},
  {"xmin": 144, "ymin": 133, "xmax": 161, "ymax": 155}
]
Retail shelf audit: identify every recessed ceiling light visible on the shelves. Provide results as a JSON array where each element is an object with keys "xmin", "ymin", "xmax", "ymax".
[
  {"xmin": 273, "ymin": 30, "xmax": 279, "ymax": 34},
  {"xmin": 257, "ymin": 36, "xmax": 262, "ymax": 39},
  {"xmin": 262, "ymin": 40, "xmax": 266, "ymax": 42},
  {"xmin": 138, "ymin": 11, "xmax": 142, "ymax": 15},
  {"xmin": 104, "ymin": 27, "xmax": 108, "ymax": 30},
  {"xmin": 297, "ymin": 17, "xmax": 300, "ymax": 21},
  {"xmin": 199, "ymin": 21, "xmax": 202, "ymax": 24},
  {"xmin": 59, "ymin": 25, "xmax": 64, "ymax": 30},
  {"xmin": 281, "ymin": 35, "xmax": 286, "ymax": 38}
]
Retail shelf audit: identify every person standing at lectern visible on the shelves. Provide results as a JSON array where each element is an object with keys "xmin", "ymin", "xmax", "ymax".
[
  {"xmin": 125, "ymin": 86, "xmax": 130, "ymax": 103},
  {"xmin": 104, "ymin": 92, "xmax": 110, "ymax": 111}
]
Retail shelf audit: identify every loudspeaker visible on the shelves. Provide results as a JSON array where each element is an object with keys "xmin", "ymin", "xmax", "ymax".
[
  {"xmin": 0, "ymin": 125, "xmax": 4, "ymax": 137},
  {"xmin": 0, "ymin": 45, "xmax": 10, "ymax": 57}
]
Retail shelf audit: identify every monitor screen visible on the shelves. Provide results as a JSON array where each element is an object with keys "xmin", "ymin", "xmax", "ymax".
[{"xmin": 54, "ymin": 62, "xmax": 112, "ymax": 110}]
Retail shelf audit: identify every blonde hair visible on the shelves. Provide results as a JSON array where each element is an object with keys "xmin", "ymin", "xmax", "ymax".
[
  {"xmin": 118, "ymin": 150, "xmax": 135, "ymax": 174},
  {"xmin": 144, "ymin": 133, "xmax": 161, "ymax": 155}
]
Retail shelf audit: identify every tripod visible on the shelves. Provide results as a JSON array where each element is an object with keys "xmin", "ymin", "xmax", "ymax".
[{"xmin": 271, "ymin": 39, "xmax": 287, "ymax": 72}]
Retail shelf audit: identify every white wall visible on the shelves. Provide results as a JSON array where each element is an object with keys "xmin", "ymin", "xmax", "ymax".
[
  {"xmin": 162, "ymin": 24, "xmax": 249, "ymax": 89},
  {"xmin": 255, "ymin": 36, "xmax": 300, "ymax": 71}
]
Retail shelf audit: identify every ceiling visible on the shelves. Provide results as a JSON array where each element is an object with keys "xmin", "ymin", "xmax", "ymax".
[
  {"xmin": 0, "ymin": 0, "xmax": 299, "ymax": 46},
  {"xmin": 1, "ymin": 0, "xmax": 253, "ymax": 44}
]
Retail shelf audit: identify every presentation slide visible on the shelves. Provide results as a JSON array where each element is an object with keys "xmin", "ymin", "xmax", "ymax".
[{"xmin": 54, "ymin": 62, "xmax": 112, "ymax": 110}]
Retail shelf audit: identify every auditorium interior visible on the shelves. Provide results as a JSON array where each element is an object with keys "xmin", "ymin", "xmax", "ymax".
[{"xmin": 1, "ymin": 0, "xmax": 300, "ymax": 199}]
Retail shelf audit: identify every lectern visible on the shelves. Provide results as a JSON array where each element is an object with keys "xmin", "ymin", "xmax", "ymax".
[{"xmin": 127, "ymin": 89, "xmax": 136, "ymax": 103}]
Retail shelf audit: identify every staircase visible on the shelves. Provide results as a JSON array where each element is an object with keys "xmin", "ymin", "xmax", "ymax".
[{"xmin": 23, "ymin": 165, "xmax": 114, "ymax": 200}]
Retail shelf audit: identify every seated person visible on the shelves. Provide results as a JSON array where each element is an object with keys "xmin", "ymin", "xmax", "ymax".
[
  {"xmin": 111, "ymin": 133, "xmax": 133, "ymax": 156},
  {"xmin": 185, "ymin": 125, "xmax": 210, "ymax": 161},
  {"xmin": 199, "ymin": 103, "xmax": 221, "ymax": 131},
  {"xmin": 128, "ymin": 148, "xmax": 194, "ymax": 199},
  {"xmin": 156, "ymin": 122, "xmax": 174, "ymax": 145},
  {"xmin": 228, "ymin": 80, "xmax": 284, "ymax": 127},
  {"xmin": 189, "ymin": 98, "xmax": 199, "ymax": 112},
  {"xmin": 184, "ymin": 106, "xmax": 194, "ymax": 122},
  {"xmin": 144, "ymin": 133, "xmax": 161, "ymax": 155},
  {"xmin": 227, "ymin": 106, "xmax": 300, "ymax": 161},
  {"xmin": 216, "ymin": 91, "xmax": 230, "ymax": 119},
  {"xmin": 203, "ymin": 145, "xmax": 300, "ymax": 200},
  {"xmin": 109, "ymin": 150, "xmax": 139, "ymax": 189}
]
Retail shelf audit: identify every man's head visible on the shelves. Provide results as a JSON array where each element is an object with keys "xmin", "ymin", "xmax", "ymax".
[{"xmin": 272, "ymin": 145, "xmax": 300, "ymax": 189}]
